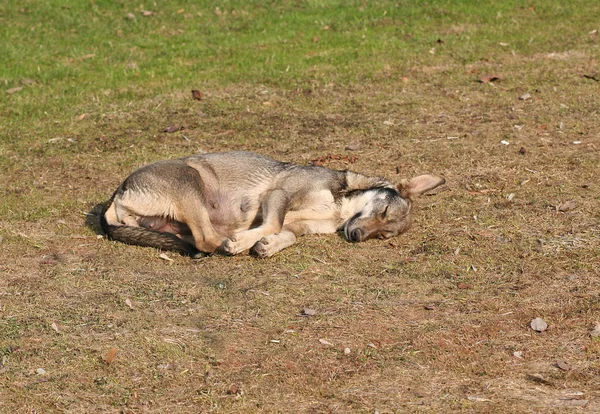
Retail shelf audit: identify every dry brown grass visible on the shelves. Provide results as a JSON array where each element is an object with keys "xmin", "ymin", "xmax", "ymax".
[{"xmin": 2, "ymin": 51, "xmax": 600, "ymax": 413}]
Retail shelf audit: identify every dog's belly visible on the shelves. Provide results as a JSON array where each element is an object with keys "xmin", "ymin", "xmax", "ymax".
[{"xmin": 206, "ymin": 192, "xmax": 259, "ymax": 237}]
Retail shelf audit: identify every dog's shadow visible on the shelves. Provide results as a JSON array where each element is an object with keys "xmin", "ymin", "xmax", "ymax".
[{"xmin": 85, "ymin": 202, "xmax": 107, "ymax": 236}]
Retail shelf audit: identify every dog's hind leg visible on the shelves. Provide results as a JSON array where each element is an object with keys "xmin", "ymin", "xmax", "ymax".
[
  {"xmin": 174, "ymin": 196, "xmax": 227, "ymax": 253},
  {"xmin": 221, "ymin": 189, "xmax": 288, "ymax": 255}
]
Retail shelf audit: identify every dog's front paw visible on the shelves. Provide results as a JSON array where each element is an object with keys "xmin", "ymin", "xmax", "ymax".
[{"xmin": 251, "ymin": 238, "xmax": 271, "ymax": 258}]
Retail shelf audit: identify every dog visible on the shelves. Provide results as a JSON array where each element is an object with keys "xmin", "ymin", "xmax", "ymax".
[{"xmin": 101, "ymin": 151, "xmax": 445, "ymax": 258}]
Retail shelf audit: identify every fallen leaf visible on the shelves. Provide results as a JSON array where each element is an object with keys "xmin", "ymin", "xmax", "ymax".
[
  {"xmin": 478, "ymin": 74, "xmax": 501, "ymax": 83},
  {"xmin": 500, "ymin": 140, "xmax": 510, "ymax": 145},
  {"xmin": 50, "ymin": 322, "xmax": 60, "ymax": 333},
  {"xmin": 126, "ymin": 12, "xmax": 136, "ymax": 20},
  {"xmin": 555, "ymin": 360, "xmax": 570, "ymax": 371},
  {"xmin": 159, "ymin": 253, "xmax": 174, "ymax": 262},
  {"xmin": 457, "ymin": 282, "xmax": 473, "ymax": 290},
  {"xmin": 513, "ymin": 351, "xmax": 523, "ymax": 359},
  {"xmin": 519, "ymin": 93, "xmax": 532, "ymax": 100},
  {"xmin": 519, "ymin": 146, "xmax": 527, "ymax": 155},
  {"xmin": 313, "ymin": 36, "xmax": 319, "ymax": 43},
  {"xmin": 77, "ymin": 113, "xmax": 86, "ymax": 121},
  {"xmin": 7, "ymin": 86, "xmax": 23, "ymax": 94},
  {"xmin": 262, "ymin": 101, "xmax": 273, "ymax": 107},
  {"xmin": 141, "ymin": 10, "xmax": 154, "ymax": 16},
  {"xmin": 557, "ymin": 200, "xmax": 577, "ymax": 212},
  {"xmin": 162, "ymin": 125, "xmax": 182, "ymax": 133},
  {"xmin": 227, "ymin": 383, "xmax": 241, "ymax": 395},
  {"xmin": 191, "ymin": 89, "xmax": 202, "ymax": 100},
  {"xmin": 104, "ymin": 348, "xmax": 117, "ymax": 365},
  {"xmin": 125, "ymin": 298, "xmax": 134, "ymax": 310},
  {"xmin": 424, "ymin": 304, "xmax": 435, "ymax": 310},
  {"xmin": 80, "ymin": 54, "xmax": 95, "ymax": 60},
  {"xmin": 36, "ymin": 368, "xmax": 46, "ymax": 375},
  {"xmin": 530, "ymin": 317, "xmax": 548, "ymax": 332},
  {"xmin": 319, "ymin": 339, "xmax": 333, "ymax": 346},
  {"xmin": 302, "ymin": 308, "xmax": 317, "ymax": 316},
  {"xmin": 344, "ymin": 347, "xmax": 351, "ymax": 355}
]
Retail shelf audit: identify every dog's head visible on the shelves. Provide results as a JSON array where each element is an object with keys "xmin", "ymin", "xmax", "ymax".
[{"xmin": 344, "ymin": 174, "xmax": 445, "ymax": 242}]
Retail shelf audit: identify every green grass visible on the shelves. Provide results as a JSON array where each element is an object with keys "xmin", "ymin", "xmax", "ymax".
[{"xmin": 2, "ymin": 1, "xmax": 597, "ymax": 126}]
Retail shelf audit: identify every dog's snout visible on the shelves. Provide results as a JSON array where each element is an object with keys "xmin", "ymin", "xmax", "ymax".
[{"xmin": 349, "ymin": 228, "xmax": 363, "ymax": 242}]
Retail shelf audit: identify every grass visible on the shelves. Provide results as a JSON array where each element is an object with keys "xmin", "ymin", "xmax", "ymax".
[{"xmin": 1, "ymin": 0, "xmax": 600, "ymax": 412}]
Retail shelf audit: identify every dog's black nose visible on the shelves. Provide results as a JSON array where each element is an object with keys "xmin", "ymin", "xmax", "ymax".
[{"xmin": 350, "ymin": 228, "xmax": 363, "ymax": 242}]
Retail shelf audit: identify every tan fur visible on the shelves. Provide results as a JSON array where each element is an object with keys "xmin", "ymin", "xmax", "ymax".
[{"xmin": 101, "ymin": 151, "xmax": 445, "ymax": 257}]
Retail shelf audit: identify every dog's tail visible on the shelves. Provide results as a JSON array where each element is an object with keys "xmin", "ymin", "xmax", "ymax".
[{"xmin": 99, "ymin": 192, "xmax": 206, "ymax": 258}]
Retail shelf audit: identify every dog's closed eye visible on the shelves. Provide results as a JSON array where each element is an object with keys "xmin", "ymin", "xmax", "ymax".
[{"xmin": 380, "ymin": 206, "xmax": 389, "ymax": 220}]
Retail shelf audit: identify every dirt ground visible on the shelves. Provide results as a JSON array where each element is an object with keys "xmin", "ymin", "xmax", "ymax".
[{"xmin": 1, "ymin": 50, "xmax": 600, "ymax": 412}]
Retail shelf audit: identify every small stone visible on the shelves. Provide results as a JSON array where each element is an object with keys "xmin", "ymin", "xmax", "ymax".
[
  {"xmin": 344, "ymin": 347, "xmax": 351, "ymax": 355},
  {"xmin": 36, "ymin": 368, "xmax": 46, "ymax": 375},
  {"xmin": 530, "ymin": 317, "xmax": 548, "ymax": 332}
]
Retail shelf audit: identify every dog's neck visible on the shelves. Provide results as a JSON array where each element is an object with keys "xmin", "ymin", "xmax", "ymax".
[{"xmin": 338, "ymin": 171, "xmax": 396, "ymax": 221}]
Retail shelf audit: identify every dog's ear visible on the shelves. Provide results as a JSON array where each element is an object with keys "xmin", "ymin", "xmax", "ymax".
[{"xmin": 397, "ymin": 174, "xmax": 445, "ymax": 200}]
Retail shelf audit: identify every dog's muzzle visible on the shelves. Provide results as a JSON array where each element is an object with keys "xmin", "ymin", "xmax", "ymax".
[{"xmin": 348, "ymin": 228, "xmax": 363, "ymax": 242}]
